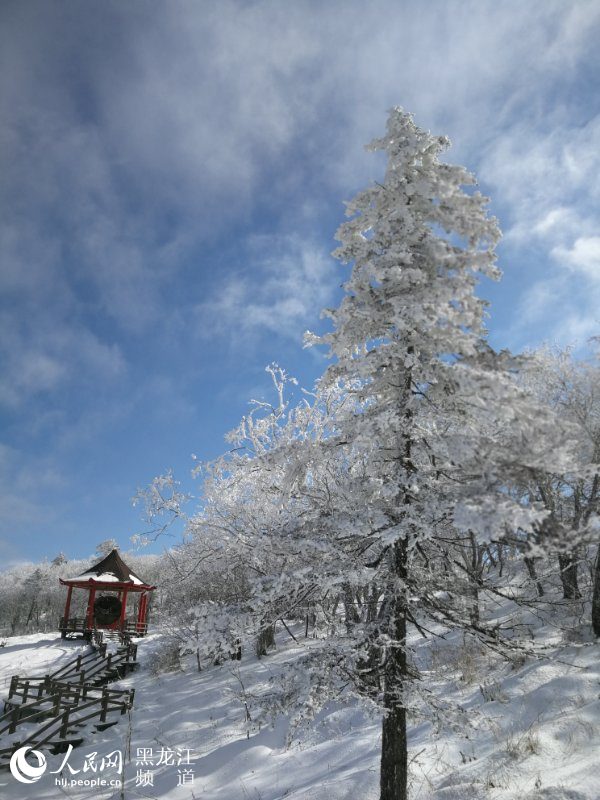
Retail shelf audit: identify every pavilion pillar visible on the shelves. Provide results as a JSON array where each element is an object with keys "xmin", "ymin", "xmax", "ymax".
[
  {"xmin": 85, "ymin": 586, "xmax": 96, "ymax": 630},
  {"xmin": 119, "ymin": 590, "xmax": 129, "ymax": 630},
  {"xmin": 137, "ymin": 593, "xmax": 147, "ymax": 632},
  {"xmin": 63, "ymin": 585, "xmax": 73, "ymax": 623}
]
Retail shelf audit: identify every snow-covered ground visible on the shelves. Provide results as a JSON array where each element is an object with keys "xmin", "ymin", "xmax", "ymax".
[
  {"xmin": 0, "ymin": 634, "xmax": 89, "ymax": 694},
  {"xmin": 0, "ymin": 619, "xmax": 598, "ymax": 800}
]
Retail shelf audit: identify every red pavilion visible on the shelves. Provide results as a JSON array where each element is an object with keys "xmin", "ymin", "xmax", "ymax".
[{"xmin": 59, "ymin": 549, "xmax": 156, "ymax": 639}]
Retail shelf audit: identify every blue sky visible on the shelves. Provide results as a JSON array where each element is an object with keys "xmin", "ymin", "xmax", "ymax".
[{"xmin": 1, "ymin": 0, "xmax": 599, "ymax": 566}]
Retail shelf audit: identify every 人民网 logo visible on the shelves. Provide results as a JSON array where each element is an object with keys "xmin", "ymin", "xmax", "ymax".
[{"xmin": 10, "ymin": 746, "xmax": 47, "ymax": 783}]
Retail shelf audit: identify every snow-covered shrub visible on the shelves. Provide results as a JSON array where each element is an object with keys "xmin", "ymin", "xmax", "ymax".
[
  {"xmin": 147, "ymin": 640, "xmax": 183, "ymax": 675},
  {"xmin": 504, "ymin": 726, "xmax": 541, "ymax": 759},
  {"xmin": 479, "ymin": 679, "xmax": 508, "ymax": 703}
]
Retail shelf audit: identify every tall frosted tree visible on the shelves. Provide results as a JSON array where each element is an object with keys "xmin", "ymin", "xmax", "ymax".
[{"xmin": 305, "ymin": 108, "xmax": 573, "ymax": 800}]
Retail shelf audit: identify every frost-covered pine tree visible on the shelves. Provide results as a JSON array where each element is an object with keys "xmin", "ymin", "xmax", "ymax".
[
  {"xmin": 95, "ymin": 538, "xmax": 119, "ymax": 557},
  {"xmin": 304, "ymin": 108, "xmax": 575, "ymax": 800},
  {"xmin": 306, "ymin": 108, "xmax": 502, "ymax": 800}
]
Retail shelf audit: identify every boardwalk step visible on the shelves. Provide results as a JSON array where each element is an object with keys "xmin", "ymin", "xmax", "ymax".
[
  {"xmin": 94, "ymin": 721, "xmax": 119, "ymax": 731},
  {"xmin": 48, "ymin": 738, "xmax": 84, "ymax": 754}
]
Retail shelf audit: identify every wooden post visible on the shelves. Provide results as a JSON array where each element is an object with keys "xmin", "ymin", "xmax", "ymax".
[
  {"xmin": 100, "ymin": 689, "xmax": 108, "ymax": 722},
  {"xmin": 22, "ymin": 682, "xmax": 29, "ymax": 704},
  {"xmin": 136, "ymin": 593, "xmax": 146, "ymax": 632},
  {"xmin": 60, "ymin": 708, "xmax": 69, "ymax": 738},
  {"xmin": 9, "ymin": 676, "xmax": 17, "ymax": 700},
  {"xmin": 9, "ymin": 707, "xmax": 19, "ymax": 734},
  {"xmin": 63, "ymin": 585, "xmax": 73, "ymax": 625}
]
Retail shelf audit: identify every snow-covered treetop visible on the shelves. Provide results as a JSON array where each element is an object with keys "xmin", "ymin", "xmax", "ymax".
[{"xmin": 307, "ymin": 107, "xmax": 501, "ymax": 377}]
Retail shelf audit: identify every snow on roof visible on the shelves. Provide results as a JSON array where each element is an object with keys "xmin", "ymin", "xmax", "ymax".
[
  {"xmin": 66, "ymin": 572, "xmax": 144, "ymax": 585},
  {"xmin": 65, "ymin": 549, "xmax": 148, "ymax": 586}
]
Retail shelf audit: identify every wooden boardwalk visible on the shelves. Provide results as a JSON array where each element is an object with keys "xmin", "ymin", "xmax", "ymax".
[{"xmin": 0, "ymin": 636, "xmax": 138, "ymax": 767}]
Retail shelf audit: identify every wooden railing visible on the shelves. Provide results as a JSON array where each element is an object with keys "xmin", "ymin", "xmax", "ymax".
[
  {"xmin": 0, "ymin": 641, "xmax": 138, "ymax": 765},
  {"xmin": 0, "ymin": 686, "xmax": 134, "ymax": 762},
  {"xmin": 0, "ymin": 684, "xmax": 58, "ymax": 735},
  {"xmin": 58, "ymin": 644, "xmax": 134, "ymax": 682},
  {"xmin": 0, "ymin": 681, "xmax": 134, "ymax": 737},
  {"xmin": 59, "ymin": 616, "xmax": 88, "ymax": 634},
  {"xmin": 59, "ymin": 616, "xmax": 148, "ymax": 638},
  {"xmin": 49, "ymin": 645, "xmax": 107, "ymax": 681},
  {"xmin": 124, "ymin": 620, "xmax": 148, "ymax": 635},
  {"xmin": 5, "ymin": 643, "xmax": 137, "ymax": 707},
  {"xmin": 5, "ymin": 676, "xmax": 49, "ymax": 706}
]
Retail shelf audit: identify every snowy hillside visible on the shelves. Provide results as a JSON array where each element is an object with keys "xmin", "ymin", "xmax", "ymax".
[
  {"xmin": 0, "ymin": 612, "xmax": 598, "ymax": 800},
  {"xmin": 1, "ymin": 103, "xmax": 599, "ymax": 800}
]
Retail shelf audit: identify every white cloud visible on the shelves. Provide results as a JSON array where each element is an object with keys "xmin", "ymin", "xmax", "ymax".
[
  {"xmin": 195, "ymin": 235, "xmax": 338, "ymax": 344},
  {"xmin": 531, "ymin": 207, "xmax": 580, "ymax": 238},
  {"xmin": 509, "ymin": 269, "xmax": 599, "ymax": 351},
  {"xmin": 480, "ymin": 110, "xmax": 600, "ymax": 349},
  {"xmin": 0, "ymin": 443, "xmax": 66, "ymax": 536},
  {"xmin": 0, "ymin": 316, "xmax": 126, "ymax": 408},
  {"xmin": 482, "ymin": 115, "xmax": 600, "ymax": 237},
  {"xmin": 552, "ymin": 237, "xmax": 600, "ymax": 282}
]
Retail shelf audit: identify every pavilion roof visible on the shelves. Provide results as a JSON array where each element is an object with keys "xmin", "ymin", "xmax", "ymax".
[{"xmin": 63, "ymin": 549, "xmax": 151, "ymax": 587}]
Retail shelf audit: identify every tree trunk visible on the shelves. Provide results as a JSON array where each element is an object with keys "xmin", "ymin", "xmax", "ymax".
[
  {"xmin": 304, "ymin": 603, "xmax": 317, "ymax": 637},
  {"xmin": 367, "ymin": 584, "xmax": 380, "ymax": 623},
  {"xmin": 497, "ymin": 543, "xmax": 505, "ymax": 578},
  {"xmin": 25, "ymin": 599, "xmax": 37, "ymax": 628},
  {"xmin": 524, "ymin": 557, "xmax": 544, "ymax": 597},
  {"xmin": 256, "ymin": 624, "xmax": 275, "ymax": 657},
  {"xmin": 469, "ymin": 583, "xmax": 479, "ymax": 626},
  {"xmin": 231, "ymin": 639, "xmax": 242, "ymax": 661},
  {"xmin": 592, "ymin": 545, "xmax": 600, "ymax": 637},
  {"xmin": 558, "ymin": 551, "xmax": 581, "ymax": 599},
  {"xmin": 380, "ymin": 360, "xmax": 412, "ymax": 800},
  {"xmin": 467, "ymin": 533, "xmax": 482, "ymax": 626},
  {"xmin": 381, "ymin": 702, "xmax": 407, "ymax": 800},
  {"xmin": 343, "ymin": 583, "xmax": 361, "ymax": 630},
  {"xmin": 380, "ymin": 538, "xmax": 408, "ymax": 800}
]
